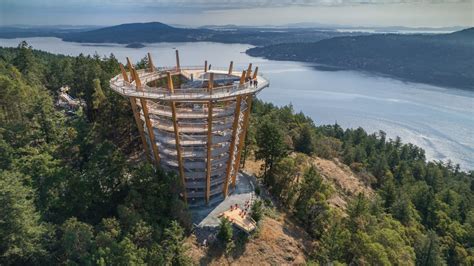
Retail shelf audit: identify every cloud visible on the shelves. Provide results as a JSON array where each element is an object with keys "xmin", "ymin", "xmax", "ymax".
[
  {"xmin": 109, "ymin": 0, "xmax": 472, "ymax": 6},
  {"xmin": 1, "ymin": 0, "xmax": 471, "ymax": 27},
  {"xmin": 4, "ymin": 0, "xmax": 470, "ymax": 8}
]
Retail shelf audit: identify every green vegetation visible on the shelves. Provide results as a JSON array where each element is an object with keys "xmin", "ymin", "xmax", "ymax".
[
  {"xmin": 250, "ymin": 200, "xmax": 264, "ymax": 223},
  {"xmin": 217, "ymin": 218, "xmax": 234, "ymax": 253},
  {"xmin": 246, "ymin": 100, "xmax": 474, "ymax": 265},
  {"xmin": 0, "ymin": 43, "xmax": 472, "ymax": 265},
  {"xmin": 0, "ymin": 43, "xmax": 190, "ymax": 265},
  {"xmin": 217, "ymin": 218, "xmax": 233, "ymax": 244}
]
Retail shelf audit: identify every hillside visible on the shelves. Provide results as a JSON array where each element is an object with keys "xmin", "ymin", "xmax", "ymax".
[
  {"xmin": 187, "ymin": 214, "xmax": 311, "ymax": 265},
  {"xmin": 61, "ymin": 22, "xmax": 213, "ymax": 43},
  {"xmin": 247, "ymin": 28, "xmax": 474, "ymax": 90},
  {"xmin": 188, "ymin": 153, "xmax": 375, "ymax": 265},
  {"xmin": 243, "ymin": 155, "xmax": 374, "ymax": 211}
]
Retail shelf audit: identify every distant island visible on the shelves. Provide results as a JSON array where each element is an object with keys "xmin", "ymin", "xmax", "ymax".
[
  {"xmin": 247, "ymin": 28, "xmax": 474, "ymax": 90},
  {"xmin": 125, "ymin": 43, "xmax": 145, "ymax": 48},
  {"xmin": 0, "ymin": 22, "xmax": 357, "ymax": 46}
]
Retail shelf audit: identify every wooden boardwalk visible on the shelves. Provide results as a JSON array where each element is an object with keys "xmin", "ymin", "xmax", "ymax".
[{"xmin": 218, "ymin": 206, "xmax": 257, "ymax": 233}]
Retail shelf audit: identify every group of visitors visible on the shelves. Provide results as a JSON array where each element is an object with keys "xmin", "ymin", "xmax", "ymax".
[
  {"xmin": 229, "ymin": 200, "xmax": 252, "ymax": 219},
  {"xmin": 246, "ymin": 77, "xmax": 258, "ymax": 87}
]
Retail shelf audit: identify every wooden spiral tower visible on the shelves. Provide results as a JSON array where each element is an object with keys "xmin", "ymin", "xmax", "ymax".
[{"xmin": 110, "ymin": 51, "xmax": 269, "ymax": 206}]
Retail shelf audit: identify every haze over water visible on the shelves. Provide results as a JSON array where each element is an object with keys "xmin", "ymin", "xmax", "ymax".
[{"xmin": 1, "ymin": 37, "xmax": 472, "ymax": 170}]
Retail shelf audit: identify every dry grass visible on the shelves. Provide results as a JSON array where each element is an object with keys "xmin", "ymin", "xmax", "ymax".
[
  {"xmin": 311, "ymin": 157, "xmax": 374, "ymax": 210},
  {"xmin": 242, "ymin": 157, "xmax": 264, "ymax": 177},
  {"xmin": 187, "ymin": 214, "xmax": 311, "ymax": 265},
  {"xmin": 244, "ymin": 153, "xmax": 374, "ymax": 210}
]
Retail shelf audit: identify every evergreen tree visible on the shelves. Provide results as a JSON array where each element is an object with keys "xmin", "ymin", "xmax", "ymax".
[
  {"xmin": 255, "ymin": 118, "xmax": 286, "ymax": 180},
  {"xmin": 0, "ymin": 171, "xmax": 45, "ymax": 264},
  {"xmin": 250, "ymin": 200, "xmax": 264, "ymax": 223},
  {"xmin": 161, "ymin": 221, "xmax": 190, "ymax": 265},
  {"xmin": 318, "ymin": 220, "xmax": 350, "ymax": 263},
  {"xmin": 217, "ymin": 217, "xmax": 234, "ymax": 253},
  {"xmin": 218, "ymin": 218, "xmax": 233, "ymax": 244},
  {"xmin": 12, "ymin": 41, "xmax": 43, "ymax": 84},
  {"xmin": 294, "ymin": 167, "xmax": 332, "ymax": 238},
  {"xmin": 295, "ymin": 124, "xmax": 314, "ymax": 154},
  {"xmin": 59, "ymin": 217, "xmax": 95, "ymax": 264},
  {"xmin": 91, "ymin": 78, "xmax": 106, "ymax": 111},
  {"xmin": 416, "ymin": 231, "xmax": 444, "ymax": 266}
]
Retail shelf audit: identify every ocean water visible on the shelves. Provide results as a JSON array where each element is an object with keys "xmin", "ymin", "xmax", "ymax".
[{"xmin": 1, "ymin": 37, "xmax": 473, "ymax": 170}]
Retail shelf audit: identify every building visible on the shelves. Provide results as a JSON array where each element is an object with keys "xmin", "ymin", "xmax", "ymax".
[
  {"xmin": 109, "ymin": 51, "xmax": 269, "ymax": 206},
  {"xmin": 56, "ymin": 86, "xmax": 84, "ymax": 111}
]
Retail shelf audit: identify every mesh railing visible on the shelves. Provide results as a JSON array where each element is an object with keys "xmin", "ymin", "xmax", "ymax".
[{"xmin": 110, "ymin": 67, "xmax": 267, "ymax": 100}]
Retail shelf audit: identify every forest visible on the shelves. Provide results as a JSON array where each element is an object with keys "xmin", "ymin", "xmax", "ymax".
[
  {"xmin": 248, "ymin": 100, "xmax": 473, "ymax": 265},
  {"xmin": 0, "ymin": 43, "xmax": 473, "ymax": 265}
]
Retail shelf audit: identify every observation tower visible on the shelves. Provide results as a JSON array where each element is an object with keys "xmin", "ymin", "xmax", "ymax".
[{"xmin": 110, "ymin": 51, "xmax": 269, "ymax": 206}]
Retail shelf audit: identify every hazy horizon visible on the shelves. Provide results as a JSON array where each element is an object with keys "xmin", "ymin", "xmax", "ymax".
[{"xmin": 1, "ymin": 0, "xmax": 472, "ymax": 28}]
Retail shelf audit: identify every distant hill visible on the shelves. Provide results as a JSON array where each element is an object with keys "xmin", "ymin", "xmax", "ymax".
[
  {"xmin": 0, "ymin": 22, "xmax": 358, "ymax": 46},
  {"xmin": 247, "ymin": 28, "xmax": 474, "ymax": 90},
  {"xmin": 61, "ymin": 22, "xmax": 213, "ymax": 43},
  {"xmin": 0, "ymin": 26, "xmax": 97, "ymax": 39},
  {"xmin": 61, "ymin": 22, "xmax": 356, "ymax": 46}
]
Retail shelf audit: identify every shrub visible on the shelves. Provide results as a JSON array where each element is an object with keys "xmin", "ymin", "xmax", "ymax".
[{"xmin": 251, "ymin": 200, "xmax": 264, "ymax": 222}]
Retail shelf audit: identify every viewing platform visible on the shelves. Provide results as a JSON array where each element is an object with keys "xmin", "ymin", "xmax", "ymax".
[
  {"xmin": 109, "ymin": 51, "xmax": 269, "ymax": 206},
  {"xmin": 110, "ymin": 67, "xmax": 269, "ymax": 102}
]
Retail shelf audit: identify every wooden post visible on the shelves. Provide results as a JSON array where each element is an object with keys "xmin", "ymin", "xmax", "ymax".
[
  {"xmin": 175, "ymin": 50, "xmax": 181, "ymax": 72},
  {"xmin": 208, "ymin": 72, "xmax": 214, "ymax": 94},
  {"xmin": 232, "ymin": 95, "xmax": 253, "ymax": 188},
  {"xmin": 131, "ymin": 68, "xmax": 140, "ymax": 91},
  {"xmin": 119, "ymin": 63, "xmax": 129, "ymax": 82},
  {"xmin": 228, "ymin": 61, "xmax": 234, "ymax": 75},
  {"xmin": 252, "ymin": 66, "xmax": 259, "ymax": 80},
  {"xmin": 239, "ymin": 70, "xmax": 246, "ymax": 85},
  {"xmin": 147, "ymin": 53, "xmax": 155, "ymax": 72},
  {"xmin": 206, "ymin": 101, "xmax": 213, "ymax": 204},
  {"xmin": 126, "ymin": 57, "xmax": 135, "ymax": 82},
  {"xmin": 131, "ymin": 69, "xmax": 161, "ymax": 165},
  {"xmin": 223, "ymin": 96, "xmax": 242, "ymax": 197},
  {"xmin": 126, "ymin": 64, "xmax": 150, "ymax": 161},
  {"xmin": 167, "ymin": 72, "xmax": 187, "ymax": 203},
  {"xmin": 246, "ymin": 63, "xmax": 252, "ymax": 79},
  {"xmin": 206, "ymin": 72, "xmax": 215, "ymax": 203},
  {"xmin": 129, "ymin": 97, "xmax": 151, "ymax": 161},
  {"xmin": 204, "ymin": 60, "xmax": 208, "ymax": 72}
]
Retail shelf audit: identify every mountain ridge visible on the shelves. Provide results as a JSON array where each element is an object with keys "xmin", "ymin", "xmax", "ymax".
[{"xmin": 0, "ymin": 22, "xmax": 366, "ymax": 46}]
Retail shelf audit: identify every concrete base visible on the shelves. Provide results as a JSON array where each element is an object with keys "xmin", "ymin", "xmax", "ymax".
[{"xmin": 190, "ymin": 172, "xmax": 256, "ymax": 228}]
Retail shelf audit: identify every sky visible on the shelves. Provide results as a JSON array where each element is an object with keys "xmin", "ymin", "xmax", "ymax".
[{"xmin": 0, "ymin": 0, "xmax": 472, "ymax": 28}]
